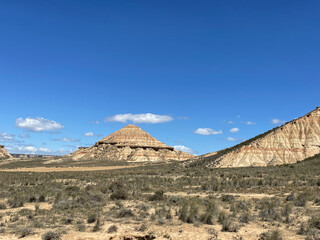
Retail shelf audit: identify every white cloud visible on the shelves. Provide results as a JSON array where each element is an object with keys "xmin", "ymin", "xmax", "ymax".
[
  {"xmin": 227, "ymin": 121, "xmax": 234, "ymax": 124},
  {"xmin": 271, "ymin": 118, "xmax": 286, "ymax": 125},
  {"xmin": 246, "ymin": 121, "xmax": 256, "ymax": 125},
  {"xmin": 39, "ymin": 147, "xmax": 52, "ymax": 153},
  {"xmin": 20, "ymin": 146, "xmax": 37, "ymax": 153},
  {"xmin": 230, "ymin": 128, "xmax": 239, "ymax": 133},
  {"xmin": 83, "ymin": 132, "xmax": 101, "ymax": 137},
  {"xmin": 194, "ymin": 128, "xmax": 223, "ymax": 135},
  {"xmin": 0, "ymin": 132, "xmax": 16, "ymax": 142},
  {"xmin": 92, "ymin": 120, "xmax": 100, "ymax": 124},
  {"xmin": 53, "ymin": 137, "xmax": 79, "ymax": 142},
  {"xmin": 84, "ymin": 132, "xmax": 94, "ymax": 136},
  {"xmin": 6, "ymin": 145, "xmax": 73, "ymax": 155},
  {"xmin": 16, "ymin": 117, "xmax": 64, "ymax": 132},
  {"xmin": 174, "ymin": 145, "xmax": 197, "ymax": 155},
  {"xmin": 227, "ymin": 137, "xmax": 237, "ymax": 141},
  {"xmin": 105, "ymin": 113, "xmax": 173, "ymax": 124}
]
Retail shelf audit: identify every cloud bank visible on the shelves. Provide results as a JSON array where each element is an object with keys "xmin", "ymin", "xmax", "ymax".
[
  {"xmin": 174, "ymin": 145, "xmax": 197, "ymax": 154},
  {"xmin": 230, "ymin": 128, "xmax": 239, "ymax": 133},
  {"xmin": 53, "ymin": 137, "xmax": 80, "ymax": 142},
  {"xmin": 105, "ymin": 113, "xmax": 173, "ymax": 124},
  {"xmin": 0, "ymin": 132, "xmax": 16, "ymax": 142},
  {"xmin": 271, "ymin": 118, "xmax": 286, "ymax": 125},
  {"xmin": 83, "ymin": 132, "xmax": 101, "ymax": 137},
  {"xmin": 194, "ymin": 128, "xmax": 223, "ymax": 135},
  {"xmin": 16, "ymin": 117, "xmax": 64, "ymax": 132}
]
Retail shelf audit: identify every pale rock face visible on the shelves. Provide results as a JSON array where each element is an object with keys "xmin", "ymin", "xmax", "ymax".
[
  {"xmin": 0, "ymin": 146, "xmax": 12, "ymax": 160},
  {"xmin": 69, "ymin": 125, "xmax": 194, "ymax": 162},
  {"xmin": 198, "ymin": 107, "xmax": 320, "ymax": 168}
]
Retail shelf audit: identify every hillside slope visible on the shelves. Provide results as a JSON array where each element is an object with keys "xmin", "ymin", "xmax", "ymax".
[
  {"xmin": 0, "ymin": 146, "xmax": 12, "ymax": 160},
  {"xmin": 190, "ymin": 107, "xmax": 320, "ymax": 168}
]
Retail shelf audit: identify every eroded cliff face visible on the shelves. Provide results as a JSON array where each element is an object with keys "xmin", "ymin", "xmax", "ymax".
[
  {"xmin": 68, "ymin": 125, "xmax": 194, "ymax": 162},
  {"xmin": 69, "ymin": 144, "xmax": 192, "ymax": 162},
  {"xmin": 0, "ymin": 146, "xmax": 12, "ymax": 160},
  {"xmin": 196, "ymin": 107, "xmax": 320, "ymax": 168}
]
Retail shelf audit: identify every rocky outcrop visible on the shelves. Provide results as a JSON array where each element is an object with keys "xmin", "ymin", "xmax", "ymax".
[
  {"xmin": 0, "ymin": 145, "xmax": 12, "ymax": 160},
  {"xmin": 69, "ymin": 125, "xmax": 193, "ymax": 162},
  {"xmin": 191, "ymin": 107, "xmax": 320, "ymax": 168}
]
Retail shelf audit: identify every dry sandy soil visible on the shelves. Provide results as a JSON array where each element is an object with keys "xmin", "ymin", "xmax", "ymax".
[
  {"xmin": 0, "ymin": 165, "xmax": 139, "ymax": 172},
  {"xmin": 0, "ymin": 199, "xmax": 305, "ymax": 240}
]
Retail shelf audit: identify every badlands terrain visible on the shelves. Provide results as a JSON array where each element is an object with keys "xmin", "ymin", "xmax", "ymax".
[{"xmin": 0, "ymin": 107, "xmax": 319, "ymax": 240}]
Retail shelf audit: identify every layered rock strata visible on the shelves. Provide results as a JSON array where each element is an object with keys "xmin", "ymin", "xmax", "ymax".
[
  {"xmin": 69, "ymin": 125, "xmax": 193, "ymax": 162},
  {"xmin": 0, "ymin": 145, "xmax": 12, "ymax": 160},
  {"xmin": 192, "ymin": 107, "xmax": 320, "ymax": 168}
]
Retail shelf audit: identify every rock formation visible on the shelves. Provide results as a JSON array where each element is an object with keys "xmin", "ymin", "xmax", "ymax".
[
  {"xmin": 69, "ymin": 124, "xmax": 194, "ymax": 162},
  {"xmin": 190, "ymin": 107, "xmax": 320, "ymax": 168},
  {"xmin": 0, "ymin": 145, "xmax": 12, "ymax": 160}
]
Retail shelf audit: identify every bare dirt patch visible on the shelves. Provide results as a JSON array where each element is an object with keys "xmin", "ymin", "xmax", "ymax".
[{"xmin": 0, "ymin": 165, "xmax": 139, "ymax": 172}]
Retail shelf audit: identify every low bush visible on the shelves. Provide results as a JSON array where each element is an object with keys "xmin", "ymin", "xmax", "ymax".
[
  {"xmin": 259, "ymin": 230, "xmax": 282, "ymax": 240},
  {"xmin": 149, "ymin": 190, "xmax": 165, "ymax": 201},
  {"xmin": 117, "ymin": 208, "xmax": 134, "ymax": 218},
  {"xmin": 17, "ymin": 227, "xmax": 32, "ymax": 238},
  {"xmin": 286, "ymin": 193, "xmax": 296, "ymax": 202},
  {"xmin": 221, "ymin": 217, "xmax": 238, "ymax": 232},
  {"xmin": 42, "ymin": 231, "xmax": 61, "ymax": 240},
  {"xmin": 295, "ymin": 193, "xmax": 308, "ymax": 207},
  {"xmin": 108, "ymin": 225, "xmax": 118, "ymax": 233},
  {"xmin": 7, "ymin": 197, "xmax": 24, "ymax": 208},
  {"xmin": 239, "ymin": 211, "xmax": 251, "ymax": 223},
  {"xmin": 87, "ymin": 213, "xmax": 98, "ymax": 223},
  {"xmin": 92, "ymin": 218, "xmax": 101, "ymax": 232}
]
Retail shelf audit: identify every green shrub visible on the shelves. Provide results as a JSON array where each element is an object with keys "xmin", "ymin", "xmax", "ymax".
[
  {"xmin": 218, "ymin": 211, "xmax": 227, "ymax": 224},
  {"xmin": 149, "ymin": 190, "xmax": 165, "ymax": 201},
  {"xmin": 239, "ymin": 212, "xmax": 251, "ymax": 223},
  {"xmin": 258, "ymin": 199, "xmax": 280, "ymax": 221},
  {"xmin": 221, "ymin": 217, "xmax": 238, "ymax": 232},
  {"xmin": 38, "ymin": 195, "xmax": 46, "ymax": 202},
  {"xmin": 42, "ymin": 231, "xmax": 61, "ymax": 240},
  {"xmin": 110, "ymin": 189, "xmax": 127, "ymax": 200},
  {"xmin": 295, "ymin": 193, "xmax": 308, "ymax": 207},
  {"xmin": 220, "ymin": 194, "xmax": 235, "ymax": 203},
  {"xmin": 76, "ymin": 224, "xmax": 85, "ymax": 232},
  {"xmin": 92, "ymin": 218, "xmax": 101, "ymax": 232},
  {"xmin": 108, "ymin": 225, "xmax": 118, "ymax": 233},
  {"xmin": 314, "ymin": 197, "xmax": 320, "ymax": 206},
  {"xmin": 309, "ymin": 215, "xmax": 320, "ymax": 230},
  {"xmin": 7, "ymin": 197, "xmax": 23, "ymax": 208},
  {"xmin": 17, "ymin": 227, "xmax": 32, "ymax": 238},
  {"xmin": 117, "ymin": 208, "xmax": 134, "ymax": 218},
  {"xmin": 286, "ymin": 193, "xmax": 296, "ymax": 202},
  {"xmin": 87, "ymin": 213, "xmax": 98, "ymax": 223},
  {"xmin": 259, "ymin": 230, "xmax": 282, "ymax": 240}
]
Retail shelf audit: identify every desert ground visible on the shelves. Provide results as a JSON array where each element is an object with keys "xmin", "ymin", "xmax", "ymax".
[{"xmin": 0, "ymin": 155, "xmax": 319, "ymax": 240}]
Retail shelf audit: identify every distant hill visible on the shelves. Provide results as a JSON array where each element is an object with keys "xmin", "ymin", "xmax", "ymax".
[
  {"xmin": 0, "ymin": 145, "xmax": 12, "ymax": 160},
  {"xmin": 10, "ymin": 153, "xmax": 58, "ymax": 159},
  {"xmin": 189, "ymin": 107, "xmax": 320, "ymax": 168},
  {"xmin": 68, "ymin": 124, "xmax": 194, "ymax": 162}
]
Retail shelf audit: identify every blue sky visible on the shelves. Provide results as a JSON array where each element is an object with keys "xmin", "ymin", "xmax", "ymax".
[{"xmin": 0, "ymin": 0, "xmax": 319, "ymax": 155}]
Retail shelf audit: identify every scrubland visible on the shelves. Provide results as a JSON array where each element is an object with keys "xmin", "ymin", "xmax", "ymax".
[{"xmin": 0, "ymin": 154, "xmax": 319, "ymax": 240}]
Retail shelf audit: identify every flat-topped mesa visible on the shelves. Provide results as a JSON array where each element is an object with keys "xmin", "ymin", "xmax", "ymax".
[
  {"xmin": 0, "ymin": 145, "xmax": 12, "ymax": 160},
  {"xmin": 69, "ymin": 124, "xmax": 193, "ymax": 162},
  {"xmin": 190, "ymin": 107, "xmax": 320, "ymax": 168}
]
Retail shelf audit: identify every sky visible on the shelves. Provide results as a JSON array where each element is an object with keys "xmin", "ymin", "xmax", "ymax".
[{"xmin": 0, "ymin": 0, "xmax": 319, "ymax": 156}]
